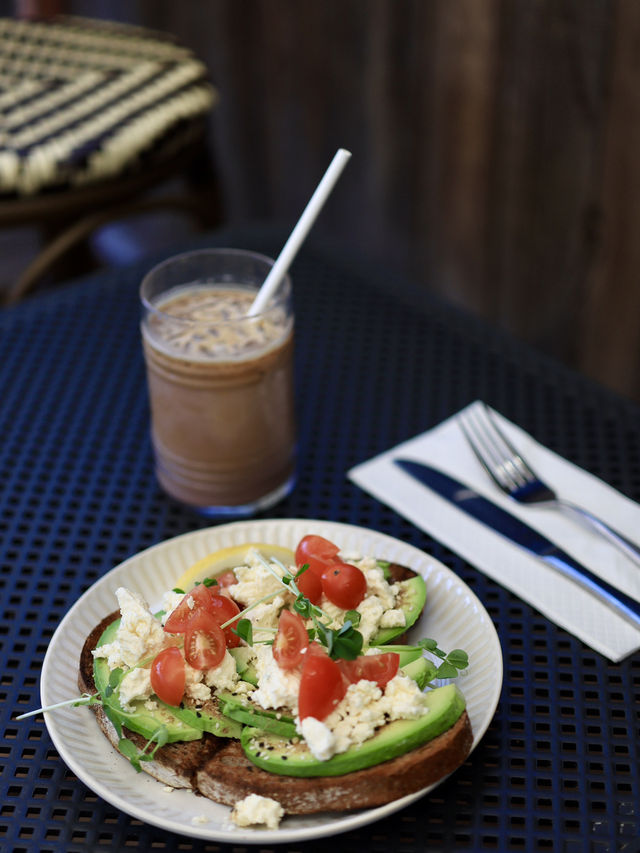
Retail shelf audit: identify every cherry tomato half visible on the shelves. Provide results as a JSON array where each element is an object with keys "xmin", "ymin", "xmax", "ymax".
[
  {"xmin": 298, "ymin": 644, "xmax": 347, "ymax": 721},
  {"xmin": 321, "ymin": 562, "xmax": 367, "ymax": 610},
  {"xmin": 295, "ymin": 535, "xmax": 340, "ymax": 578},
  {"xmin": 164, "ymin": 584, "xmax": 216, "ymax": 634},
  {"xmin": 295, "ymin": 567, "xmax": 323, "ymax": 605},
  {"xmin": 150, "ymin": 646, "xmax": 186, "ymax": 706},
  {"xmin": 273, "ymin": 610, "xmax": 309, "ymax": 670},
  {"xmin": 164, "ymin": 584, "xmax": 241, "ymax": 647},
  {"xmin": 205, "ymin": 592, "xmax": 242, "ymax": 648},
  {"xmin": 338, "ymin": 652, "xmax": 400, "ymax": 689},
  {"xmin": 184, "ymin": 612, "xmax": 226, "ymax": 670}
]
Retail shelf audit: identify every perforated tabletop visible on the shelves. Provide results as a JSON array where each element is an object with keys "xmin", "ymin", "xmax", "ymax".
[{"xmin": 1, "ymin": 224, "xmax": 639, "ymax": 852}]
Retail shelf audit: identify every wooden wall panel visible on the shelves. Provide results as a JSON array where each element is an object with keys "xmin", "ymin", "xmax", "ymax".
[
  {"xmin": 581, "ymin": 0, "xmax": 640, "ymax": 399},
  {"xmin": 69, "ymin": 0, "xmax": 640, "ymax": 402}
]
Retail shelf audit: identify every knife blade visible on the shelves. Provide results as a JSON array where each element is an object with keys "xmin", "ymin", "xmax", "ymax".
[{"xmin": 394, "ymin": 458, "xmax": 640, "ymax": 630}]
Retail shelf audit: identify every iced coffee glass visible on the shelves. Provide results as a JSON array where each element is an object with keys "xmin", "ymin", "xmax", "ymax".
[{"xmin": 140, "ymin": 248, "xmax": 296, "ymax": 516}]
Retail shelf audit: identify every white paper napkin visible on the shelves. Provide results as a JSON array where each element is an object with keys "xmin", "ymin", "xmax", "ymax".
[{"xmin": 348, "ymin": 401, "xmax": 640, "ymax": 661}]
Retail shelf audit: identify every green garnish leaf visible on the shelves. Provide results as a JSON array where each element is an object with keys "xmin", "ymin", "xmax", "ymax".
[
  {"xmin": 105, "ymin": 667, "xmax": 123, "ymax": 697},
  {"xmin": 118, "ymin": 738, "xmax": 142, "ymax": 772},
  {"xmin": 344, "ymin": 610, "xmax": 361, "ymax": 628},
  {"xmin": 172, "ymin": 587, "xmax": 185, "ymax": 594},
  {"xmin": 419, "ymin": 639, "xmax": 469, "ymax": 681},
  {"xmin": 446, "ymin": 649, "xmax": 469, "ymax": 670},
  {"xmin": 418, "ymin": 638, "xmax": 440, "ymax": 655},
  {"xmin": 232, "ymin": 618, "xmax": 253, "ymax": 645},
  {"xmin": 202, "ymin": 577, "xmax": 218, "ymax": 587},
  {"xmin": 435, "ymin": 661, "xmax": 459, "ymax": 680},
  {"xmin": 103, "ymin": 704, "xmax": 123, "ymax": 739},
  {"xmin": 293, "ymin": 594, "xmax": 313, "ymax": 619}
]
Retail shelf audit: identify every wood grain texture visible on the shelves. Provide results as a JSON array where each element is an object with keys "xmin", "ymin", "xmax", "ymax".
[{"xmin": 68, "ymin": 0, "xmax": 640, "ymax": 401}]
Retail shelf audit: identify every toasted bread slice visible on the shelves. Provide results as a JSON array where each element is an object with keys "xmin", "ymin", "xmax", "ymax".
[
  {"xmin": 78, "ymin": 566, "xmax": 472, "ymax": 815},
  {"xmin": 195, "ymin": 710, "xmax": 472, "ymax": 813}
]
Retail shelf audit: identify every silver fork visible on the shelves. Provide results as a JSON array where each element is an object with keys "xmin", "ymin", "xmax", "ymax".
[{"xmin": 459, "ymin": 402, "xmax": 640, "ymax": 567}]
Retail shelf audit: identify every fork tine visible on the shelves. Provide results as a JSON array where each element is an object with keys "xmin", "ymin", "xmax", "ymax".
[
  {"xmin": 476, "ymin": 404, "xmax": 535, "ymax": 483},
  {"xmin": 460, "ymin": 404, "xmax": 532, "ymax": 491},
  {"xmin": 458, "ymin": 413, "xmax": 511, "ymax": 490}
]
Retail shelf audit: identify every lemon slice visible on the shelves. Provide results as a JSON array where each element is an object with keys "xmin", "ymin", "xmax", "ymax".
[{"xmin": 174, "ymin": 543, "xmax": 296, "ymax": 590}]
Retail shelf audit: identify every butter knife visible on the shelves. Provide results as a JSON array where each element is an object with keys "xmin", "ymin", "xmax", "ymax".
[{"xmin": 394, "ymin": 458, "xmax": 640, "ymax": 630}]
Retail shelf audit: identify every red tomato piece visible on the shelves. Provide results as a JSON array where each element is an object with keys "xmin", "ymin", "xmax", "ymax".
[
  {"xmin": 163, "ymin": 584, "xmax": 217, "ymax": 634},
  {"xmin": 338, "ymin": 652, "xmax": 400, "ymax": 689},
  {"xmin": 321, "ymin": 562, "xmax": 367, "ymax": 610},
  {"xmin": 298, "ymin": 645, "xmax": 347, "ymax": 721},
  {"xmin": 295, "ymin": 535, "xmax": 340, "ymax": 578},
  {"xmin": 150, "ymin": 647, "xmax": 185, "ymax": 706},
  {"xmin": 295, "ymin": 567, "xmax": 323, "ymax": 605},
  {"xmin": 273, "ymin": 610, "xmax": 309, "ymax": 669},
  {"xmin": 205, "ymin": 592, "xmax": 242, "ymax": 648},
  {"xmin": 184, "ymin": 613, "xmax": 226, "ymax": 670},
  {"xmin": 215, "ymin": 570, "xmax": 237, "ymax": 592}
]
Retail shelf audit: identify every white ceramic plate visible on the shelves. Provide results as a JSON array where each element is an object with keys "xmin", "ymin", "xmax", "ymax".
[{"xmin": 41, "ymin": 519, "xmax": 502, "ymax": 844}]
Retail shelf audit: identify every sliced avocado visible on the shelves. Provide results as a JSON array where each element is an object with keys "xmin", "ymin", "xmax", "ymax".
[
  {"xmin": 222, "ymin": 702, "xmax": 297, "ymax": 737},
  {"xmin": 400, "ymin": 656, "xmax": 436, "ymax": 690},
  {"xmin": 241, "ymin": 683, "xmax": 465, "ymax": 777},
  {"xmin": 369, "ymin": 575, "xmax": 427, "ymax": 646},
  {"xmin": 173, "ymin": 699, "xmax": 242, "ymax": 738},
  {"xmin": 369, "ymin": 644, "xmax": 424, "ymax": 667},
  {"xmin": 228, "ymin": 647, "xmax": 258, "ymax": 685},
  {"xmin": 219, "ymin": 690, "xmax": 296, "ymax": 737},
  {"xmin": 376, "ymin": 559, "xmax": 392, "ymax": 580},
  {"xmin": 93, "ymin": 620, "xmax": 202, "ymax": 743}
]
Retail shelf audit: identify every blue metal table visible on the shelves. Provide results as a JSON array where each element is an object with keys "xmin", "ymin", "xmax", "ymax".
[{"xmin": 1, "ymin": 224, "xmax": 638, "ymax": 852}]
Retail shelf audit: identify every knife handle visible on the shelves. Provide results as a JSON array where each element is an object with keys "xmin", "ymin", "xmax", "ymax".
[{"xmin": 542, "ymin": 551, "xmax": 640, "ymax": 631}]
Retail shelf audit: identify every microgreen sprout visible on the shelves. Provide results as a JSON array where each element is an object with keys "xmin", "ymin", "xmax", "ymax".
[
  {"xmin": 419, "ymin": 639, "xmax": 469, "ymax": 680},
  {"xmin": 116, "ymin": 725, "xmax": 169, "ymax": 773},
  {"xmin": 15, "ymin": 692, "xmax": 100, "ymax": 720}
]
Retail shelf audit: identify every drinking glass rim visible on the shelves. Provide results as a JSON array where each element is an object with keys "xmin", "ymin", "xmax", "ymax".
[{"xmin": 140, "ymin": 247, "xmax": 292, "ymax": 324}]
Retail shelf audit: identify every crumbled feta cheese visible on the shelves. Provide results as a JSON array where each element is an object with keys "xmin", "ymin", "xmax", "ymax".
[
  {"xmin": 118, "ymin": 666, "xmax": 153, "ymax": 710},
  {"xmin": 92, "ymin": 587, "xmax": 168, "ymax": 669},
  {"xmin": 231, "ymin": 793, "xmax": 284, "ymax": 829},
  {"xmin": 185, "ymin": 680, "xmax": 212, "ymax": 703},
  {"xmin": 191, "ymin": 814, "xmax": 209, "ymax": 825},
  {"xmin": 356, "ymin": 595, "xmax": 386, "ymax": 644},
  {"xmin": 380, "ymin": 673, "xmax": 430, "ymax": 719},
  {"xmin": 205, "ymin": 649, "xmax": 240, "ymax": 692},
  {"xmin": 363, "ymin": 565, "xmax": 397, "ymax": 609},
  {"xmin": 250, "ymin": 645, "xmax": 301, "ymax": 713},
  {"xmin": 160, "ymin": 589, "xmax": 184, "ymax": 625},
  {"xmin": 299, "ymin": 716, "xmax": 336, "ymax": 761},
  {"xmin": 243, "ymin": 594, "xmax": 287, "ymax": 630},
  {"xmin": 296, "ymin": 674, "xmax": 429, "ymax": 761},
  {"xmin": 379, "ymin": 608, "xmax": 406, "ymax": 628},
  {"xmin": 227, "ymin": 548, "xmax": 291, "ymax": 607}
]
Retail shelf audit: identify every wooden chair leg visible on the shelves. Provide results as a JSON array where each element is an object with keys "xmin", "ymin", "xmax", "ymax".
[{"xmin": 2, "ymin": 196, "xmax": 212, "ymax": 306}]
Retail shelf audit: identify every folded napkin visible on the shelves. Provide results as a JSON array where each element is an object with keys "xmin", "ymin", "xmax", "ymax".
[{"xmin": 348, "ymin": 401, "xmax": 640, "ymax": 662}]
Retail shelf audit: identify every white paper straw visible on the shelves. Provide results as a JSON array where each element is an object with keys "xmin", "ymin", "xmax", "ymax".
[{"xmin": 249, "ymin": 148, "xmax": 352, "ymax": 315}]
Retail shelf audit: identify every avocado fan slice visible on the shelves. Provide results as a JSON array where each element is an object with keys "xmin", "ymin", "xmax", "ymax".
[{"xmin": 240, "ymin": 683, "xmax": 466, "ymax": 778}]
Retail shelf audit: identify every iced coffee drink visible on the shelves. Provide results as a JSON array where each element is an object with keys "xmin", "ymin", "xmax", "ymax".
[{"xmin": 140, "ymin": 249, "xmax": 296, "ymax": 515}]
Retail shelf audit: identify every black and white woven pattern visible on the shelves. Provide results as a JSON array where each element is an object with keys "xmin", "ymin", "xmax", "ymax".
[{"xmin": 0, "ymin": 15, "xmax": 216, "ymax": 195}]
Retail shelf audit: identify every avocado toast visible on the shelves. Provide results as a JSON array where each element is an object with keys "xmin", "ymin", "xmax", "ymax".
[{"xmin": 77, "ymin": 537, "xmax": 473, "ymax": 820}]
